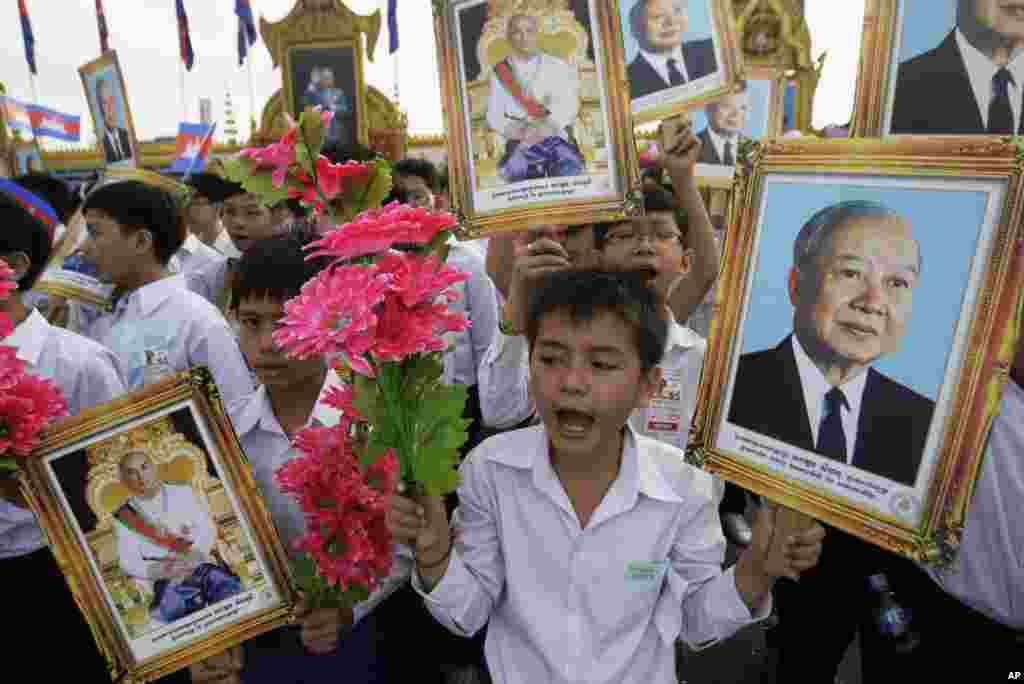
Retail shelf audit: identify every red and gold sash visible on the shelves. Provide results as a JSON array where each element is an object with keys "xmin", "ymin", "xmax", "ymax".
[
  {"xmin": 115, "ymin": 503, "xmax": 192, "ymax": 554},
  {"xmin": 494, "ymin": 59, "xmax": 548, "ymax": 119}
]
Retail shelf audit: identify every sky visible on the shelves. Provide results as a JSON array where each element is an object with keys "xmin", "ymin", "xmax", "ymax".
[{"xmin": 1, "ymin": 1, "xmax": 863, "ymax": 149}]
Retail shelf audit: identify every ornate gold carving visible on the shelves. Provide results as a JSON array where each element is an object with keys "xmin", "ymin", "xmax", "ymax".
[
  {"xmin": 733, "ymin": 0, "xmax": 813, "ymax": 71},
  {"xmin": 476, "ymin": 1, "xmax": 589, "ymax": 79},
  {"xmin": 260, "ymin": 0, "xmax": 382, "ymax": 67}
]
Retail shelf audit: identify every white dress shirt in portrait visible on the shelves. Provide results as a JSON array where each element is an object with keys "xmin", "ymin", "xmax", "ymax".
[
  {"xmin": 486, "ymin": 52, "xmax": 580, "ymax": 143},
  {"xmin": 228, "ymin": 371, "xmax": 412, "ymax": 627},
  {"xmin": 0, "ymin": 308, "xmax": 127, "ymax": 560},
  {"xmin": 790, "ymin": 334, "xmax": 868, "ymax": 464},
  {"xmin": 169, "ymin": 233, "xmax": 226, "ymax": 277},
  {"xmin": 412, "ymin": 425, "xmax": 768, "ymax": 684},
  {"xmin": 956, "ymin": 28, "xmax": 1024, "ymax": 131},
  {"xmin": 85, "ymin": 274, "xmax": 253, "ymax": 403},
  {"xmin": 704, "ymin": 125, "xmax": 739, "ymax": 165},
  {"xmin": 637, "ymin": 46, "xmax": 691, "ymax": 87}
]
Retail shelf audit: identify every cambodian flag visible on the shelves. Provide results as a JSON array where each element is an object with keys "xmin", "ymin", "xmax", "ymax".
[
  {"xmin": 96, "ymin": 0, "xmax": 110, "ymax": 54},
  {"xmin": 176, "ymin": 0, "xmax": 195, "ymax": 71},
  {"xmin": 2, "ymin": 96, "xmax": 34, "ymax": 134},
  {"xmin": 19, "ymin": 0, "xmax": 37, "ymax": 75},
  {"xmin": 387, "ymin": 0, "xmax": 398, "ymax": 54},
  {"xmin": 236, "ymin": 0, "xmax": 258, "ymax": 66},
  {"xmin": 169, "ymin": 122, "xmax": 215, "ymax": 174},
  {"xmin": 26, "ymin": 104, "xmax": 81, "ymax": 142}
]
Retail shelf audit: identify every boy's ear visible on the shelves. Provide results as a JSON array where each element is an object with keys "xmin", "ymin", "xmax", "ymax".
[
  {"xmin": 635, "ymin": 366, "xmax": 663, "ymax": 409},
  {"xmin": 679, "ymin": 247, "xmax": 694, "ymax": 275}
]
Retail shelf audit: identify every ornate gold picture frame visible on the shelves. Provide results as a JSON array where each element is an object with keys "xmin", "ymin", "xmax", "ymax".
[
  {"xmin": 690, "ymin": 137, "xmax": 1024, "ymax": 564},
  {"xmin": 79, "ymin": 51, "xmax": 140, "ymax": 168},
  {"xmin": 282, "ymin": 38, "xmax": 369, "ymax": 148},
  {"xmin": 433, "ymin": 0, "xmax": 641, "ymax": 236},
  {"xmin": 20, "ymin": 369, "xmax": 296, "ymax": 682}
]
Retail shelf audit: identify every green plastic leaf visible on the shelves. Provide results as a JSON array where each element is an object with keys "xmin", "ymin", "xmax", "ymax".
[
  {"xmin": 360, "ymin": 160, "xmax": 393, "ymax": 211},
  {"xmin": 220, "ymin": 157, "xmax": 291, "ymax": 207},
  {"xmin": 298, "ymin": 106, "xmax": 326, "ymax": 160}
]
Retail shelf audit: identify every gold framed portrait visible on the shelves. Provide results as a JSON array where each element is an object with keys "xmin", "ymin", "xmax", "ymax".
[
  {"xmin": 19, "ymin": 369, "xmax": 297, "ymax": 682},
  {"xmin": 282, "ymin": 38, "xmax": 369, "ymax": 148},
  {"xmin": 79, "ymin": 51, "xmax": 140, "ymax": 168},
  {"xmin": 689, "ymin": 136, "xmax": 1024, "ymax": 564},
  {"xmin": 433, "ymin": 0, "xmax": 642, "ymax": 236}
]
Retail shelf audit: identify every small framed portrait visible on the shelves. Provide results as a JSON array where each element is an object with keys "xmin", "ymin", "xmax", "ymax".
[
  {"xmin": 10, "ymin": 140, "xmax": 45, "ymax": 175},
  {"xmin": 688, "ymin": 71, "xmax": 785, "ymax": 187},
  {"xmin": 79, "ymin": 51, "xmax": 139, "ymax": 168},
  {"xmin": 854, "ymin": 0, "xmax": 1024, "ymax": 136},
  {"xmin": 433, "ymin": 0, "xmax": 641, "ymax": 236},
  {"xmin": 617, "ymin": 0, "xmax": 746, "ymax": 126},
  {"xmin": 690, "ymin": 137, "xmax": 1024, "ymax": 563},
  {"xmin": 283, "ymin": 40, "xmax": 368, "ymax": 148},
  {"xmin": 19, "ymin": 369, "xmax": 296, "ymax": 682}
]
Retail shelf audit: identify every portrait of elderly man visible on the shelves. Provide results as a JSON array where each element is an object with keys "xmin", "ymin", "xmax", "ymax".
[
  {"xmin": 728, "ymin": 200, "xmax": 934, "ymax": 486},
  {"xmin": 697, "ymin": 84, "xmax": 750, "ymax": 166},
  {"xmin": 626, "ymin": 0, "xmax": 718, "ymax": 99},
  {"xmin": 95, "ymin": 76, "xmax": 132, "ymax": 164},
  {"xmin": 303, "ymin": 65, "xmax": 352, "ymax": 144},
  {"xmin": 892, "ymin": 0, "xmax": 1024, "ymax": 134},
  {"xmin": 485, "ymin": 13, "xmax": 585, "ymax": 183},
  {"xmin": 113, "ymin": 449, "xmax": 242, "ymax": 624}
]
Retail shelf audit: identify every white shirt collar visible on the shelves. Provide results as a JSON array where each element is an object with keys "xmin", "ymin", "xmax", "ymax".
[
  {"xmin": 790, "ymin": 334, "xmax": 869, "ymax": 462},
  {"xmin": 5, "ymin": 309, "xmax": 50, "ymax": 366},
  {"xmin": 666, "ymin": 316, "xmax": 702, "ymax": 352},
  {"xmin": 230, "ymin": 370, "xmax": 343, "ymax": 438},
  {"xmin": 179, "ymin": 233, "xmax": 203, "ymax": 256},
  {"xmin": 116, "ymin": 274, "xmax": 187, "ymax": 317},
  {"xmin": 214, "ymin": 229, "xmax": 242, "ymax": 259},
  {"xmin": 955, "ymin": 28, "xmax": 1024, "ymax": 130},
  {"xmin": 639, "ymin": 46, "xmax": 689, "ymax": 85}
]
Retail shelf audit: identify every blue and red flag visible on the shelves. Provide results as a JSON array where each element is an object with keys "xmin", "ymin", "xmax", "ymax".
[
  {"xmin": 2, "ymin": 96, "xmax": 34, "ymax": 134},
  {"xmin": 26, "ymin": 104, "xmax": 81, "ymax": 142},
  {"xmin": 387, "ymin": 0, "xmax": 398, "ymax": 54},
  {"xmin": 176, "ymin": 0, "xmax": 194, "ymax": 71},
  {"xmin": 96, "ymin": 0, "xmax": 110, "ymax": 54},
  {"xmin": 18, "ymin": 0, "xmax": 37, "ymax": 75},
  {"xmin": 236, "ymin": 0, "xmax": 258, "ymax": 66},
  {"xmin": 168, "ymin": 122, "xmax": 215, "ymax": 175}
]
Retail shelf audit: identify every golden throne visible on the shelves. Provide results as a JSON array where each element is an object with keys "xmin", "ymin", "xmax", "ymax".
[
  {"xmin": 468, "ymin": 0, "xmax": 608, "ymax": 189},
  {"xmin": 84, "ymin": 418, "xmax": 262, "ymax": 638}
]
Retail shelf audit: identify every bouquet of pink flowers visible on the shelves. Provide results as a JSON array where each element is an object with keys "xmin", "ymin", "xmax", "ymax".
[
  {"xmin": 229, "ymin": 110, "xmax": 470, "ymax": 610},
  {"xmin": 0, "ymin": 259, "xmax": 68, "ymax": 472}
]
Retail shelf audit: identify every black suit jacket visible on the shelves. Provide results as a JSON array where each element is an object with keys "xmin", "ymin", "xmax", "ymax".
[
  {"xmin": 727, "ymin": 336, "xmax": 934, "ymax": 486},
  {"xmin": 891, "ymin": 30, "xmax": 1024, "ymax": 135},
  {"xmin": 103, "ymin": 126, "xmax": 132, "ymax": 163},
  {"xmin": 627, "ymin": 38, "xmax": 717, "ymax": 100},
  {"xmin": 696, "ymin": 127, "xmax": 745, "ymax": 166}
]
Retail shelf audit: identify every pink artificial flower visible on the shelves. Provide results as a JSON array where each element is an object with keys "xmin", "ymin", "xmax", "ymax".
[
  {"xmin": 371, "ymin": 297, "xmax": 470, "ymax": 363},
  {"xmin": 272, "ymin": 265, "xmax": 391, "ymax": 376},
  {"xmin": 306, "ymin": 203, "xmax": 458, "ymax": 262},
  {"xmin": 317, "ymin": 159, "xmax": 372, "ymax": 201},
  {"xmin": 0, "ymin": 347, "xmax": 25, "ymax": 389},
  {"xmin": 638, "ymin": 141, "xmax": 659, "ymax": 169},
  {"xmin": 320, "ymin": 384, "xmax": 363, "ymax": 421},
  {"xmin": 375, "ymin": 252, "xmax": 469, "ymax": 309},
  {"xmin": 239, "ymin": 127, "xmax": 298, "ymax": 188},
  {"xmin": 364, "ymin": 449, "xmax": 399, "ymax": 496},
  {"xmin": 0, "ymin": 370, "xmax": 69, "ymax": 458},
  {"xmin": 0, "ymin": 316, "xmax": 12, "ymax": 340},
  {"xmin": 0, "ymin": 259, "xmax": 16, "ymax": 301}
]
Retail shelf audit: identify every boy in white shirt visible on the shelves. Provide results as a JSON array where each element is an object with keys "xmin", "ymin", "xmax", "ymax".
[
  {"xmin": 388, "ymin": 270, "xmax": 823, "ymax": 684},
  {"xmin": 79, "ymin": 179, "xmax": 253, "ymax": 404}
]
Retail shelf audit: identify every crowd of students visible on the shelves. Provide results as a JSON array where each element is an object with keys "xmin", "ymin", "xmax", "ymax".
[{"xmin": 0, "ymin": 124, "xmax": 1019, "ymax": 684}]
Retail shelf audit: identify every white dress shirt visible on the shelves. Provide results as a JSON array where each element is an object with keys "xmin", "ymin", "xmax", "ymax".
[
  {"xmin": 791, "ymin": 335, "xmax": 868, "ymax": 463},
  {"xmin": 412, "ymin": 425, "xmax": 768, "ymax": 684},
  {"xmin": 85, "ymin": 275, "xmax": 253, "ymax": 404},
  {"xmin": 486, "ymin": 53, "xmax": 580, "ymax": 143},
  {"xmin": 213, "ymin": 229, "xmax": 242, "ymax": 259},
  {"xmin": 638, "ymin": 46, "xmax": 690, "ymax": 88},
  {"xmin": 227, "ymin": 372, "xmax": 412, "ymax": 627},
  {"xmin": 478, "ymin": 314, "xmax": 706, "ymax": 450},
  {"xmin": 0, "ymin": 309, "xmax": 127, "ymax": 559},
  {"xmin": 169, "ymin": 234, "xmax": 226, "ymax": 277},
  {"xmin": 956, "ymin": 29, "xmax": 1024, "ymax": 131},
  {"xmin": 925, "ymin": 379, "xmax": 1024, "ymax": 629},
  {"xmin": 442, "ymin": 241, "xmax": 500, "ymax": 388},
  {"xmin": 185, "ymin": 257, "xmax": 231, "ymax": 308}
]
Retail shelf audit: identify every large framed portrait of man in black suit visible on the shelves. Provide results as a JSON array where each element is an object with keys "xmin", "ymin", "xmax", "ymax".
[
  {"xmin": 689, "ymin": 136, "xmax": 1024, "ymax": 563},
  {"xmin": 618, "ymin": 0, "xmax": 745, "ymax": 125},
  {"xmin": 79, "ymin": 51, "xmax": 139, "ymax": 168},
  {"xmin": 855, "ymin": 0, "xmax": 1024, "ymax": 136}
]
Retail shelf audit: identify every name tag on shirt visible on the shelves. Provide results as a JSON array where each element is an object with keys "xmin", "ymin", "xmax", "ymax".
[{"xmin": 625, "ymin": 560, "xmax": 668, "ymax": 592}]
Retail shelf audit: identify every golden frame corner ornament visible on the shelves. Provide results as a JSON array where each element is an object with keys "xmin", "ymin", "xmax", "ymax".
[
  {"xmin": 432, "ymin": 0, "xmax": 642, "ymax": 236},
  {"xmin": 623, "ymin": 0, "xmax": 747, "ymax": 127},
  {"xmin": 78, "ymin": 51, "xmax": 141, "ymax": 169},
  {"xmin": 690, "ymin": 136, "xmax": 1024, "ymax": 565},
  {"xmin": 19, "ymin": 369, "xmax": 297, "ymax": 683}
]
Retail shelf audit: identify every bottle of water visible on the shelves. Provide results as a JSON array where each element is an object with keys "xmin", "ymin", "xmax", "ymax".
[{"xmin": 867, "ymin": 573, "xmax": 920, "ymax": 653}]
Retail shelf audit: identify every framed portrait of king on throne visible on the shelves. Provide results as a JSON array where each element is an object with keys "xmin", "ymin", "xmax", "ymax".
[
  {"xmin": 283, "ymin": 39, "xmax": 369, "ymax": 148},
  {"xmin": 689, "ymin": 137, "xmax": 1024, "ymax": 564},
  {"xmin": 20, "ymin": 370, "xmax": 296, "ymax": 682},
  {"xmin": 434, "ymin": 0, "xmax": 641, "ymax": 235}
]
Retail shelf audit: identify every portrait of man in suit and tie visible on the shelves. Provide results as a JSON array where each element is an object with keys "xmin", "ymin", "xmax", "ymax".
[
  {"xmin": 95, "ymin": 76, "xmax": 133, "ymax": 165},
  {"xmin": 727, "ymin": 200, "xmax": 935, "ymax": 486},
  {"xmin": 626, "ymin": 0, "xmax": 719, "ymax": 100},
  {"xmin": 891, "ymin": 0, "xmax": 1024, "ymax": 134},
  {"xmin": 697, "ymin": 84, "xmax": 750, "ymax": 166}
]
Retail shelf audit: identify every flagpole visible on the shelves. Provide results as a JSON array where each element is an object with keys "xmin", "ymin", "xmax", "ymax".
[{"xmin": 179, "ymin": 60, "xmax": 187, "ymax": 122}]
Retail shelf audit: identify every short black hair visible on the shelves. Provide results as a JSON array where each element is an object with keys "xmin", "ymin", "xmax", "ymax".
[
  {"xmin": 592, "ymin": 187, "xmax": 682, "ymax": 250},
  {"xmin": 230, "ymin": 226, "xmax": 330, "ymax": 309},
  {"xmin": 526, "ymin": 269, "xmax": 667, "ymax": 372},
  {"xmin": 83, "ymin": 181, "xmax": 185, "ymax": 266},
  {"xmin": 0, "ymin": 191, "xmax": 52, "ymax": 291},
  {"xmin": 394, "ymin": 158, "xmax": 437, "ymax": 190},
  {"xmin": 321, "ymin": 141, "xmax": 378, "ymax": 164},
  {"xmin": 14, "ymin": 173, "xmax": 79, "ymax": 225}
]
